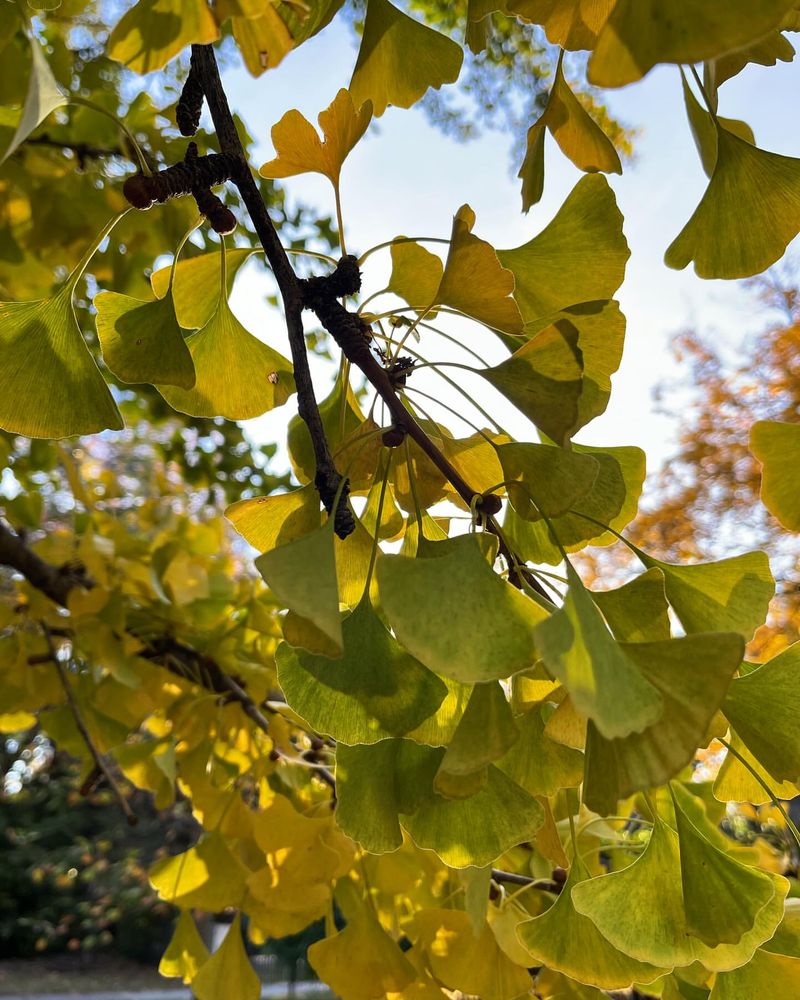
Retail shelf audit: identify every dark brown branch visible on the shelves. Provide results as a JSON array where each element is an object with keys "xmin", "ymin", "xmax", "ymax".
[
  {"xmin": 190, "ymin": 43, "xmax": 352, "ymax": 537},
  {"xmin": 177, "ymin": 49, "xmax": 204, "ymax": 136}
]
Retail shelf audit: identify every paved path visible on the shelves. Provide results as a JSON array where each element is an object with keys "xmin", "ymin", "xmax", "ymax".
[{"xmin": 1, "ymin": 984, "xmax": 332, "ymax": 1000}]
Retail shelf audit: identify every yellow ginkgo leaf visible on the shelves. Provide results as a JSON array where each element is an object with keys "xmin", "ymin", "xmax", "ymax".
[
  {"xmin": 666, "ymin": 127, "xmax": 800, "ymax": 279},
  {"xmin": 191, "ymin": 914, "xmax": 260, "ymax": 1000},
  {"xmin": 159, "ymin": 912, "xmax": 209, "ymax": 984},
  {"xmin": 151, "ymin": 248, "xmax": 254, "ymax": 329},
  {"xmin": 519, "ymin": 52, "xmax": 621, "ymax": 211},
  {"xmin": 589, "ymin": 0, "xmax": 797, "ymax": 88},
  {"xmin": 149, "ymin": 830, "xmax": 249, "ymax": 911},
  {"xmin": 750, "ymin": 419, "xmax": 800, "ymax": 531},
  {"xmin": 509, "ymin": 0, "xmax": 615, "ymax": 50},
  {"xmin": 387, "ymin": 239, "xmax": 444, "ymax": 313},
  {"xmin": 259, "ymin": 88, "xmax": 372, "ymax": 188},
  {"xmin": 349, "ymin": 0, "xmax": 463, "ymax": 117},
  {"xmin": 108, "ymin": 0, "xmax": 219, "ymax": 74}
]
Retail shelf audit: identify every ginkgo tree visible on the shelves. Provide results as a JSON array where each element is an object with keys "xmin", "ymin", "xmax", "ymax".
[{"xmin": 2, "ymin": 2, "xmax": 800, "ymax": 999}]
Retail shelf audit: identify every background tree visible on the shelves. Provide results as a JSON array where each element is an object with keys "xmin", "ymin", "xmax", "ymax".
[{"xmin": 2, "ymin": 3, "xmax": 800, "ymax": 1000}]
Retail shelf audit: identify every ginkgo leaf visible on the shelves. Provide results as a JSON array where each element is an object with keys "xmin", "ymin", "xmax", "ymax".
[
  {"xmin": 308, "ymin": 897, "xmax": 415, "ymax": 1000},
  {"xmin": 592, "ymin": 568, "xmax": 671, "ymax": 643},
  {"xmin": 433, "ymin": 205, "xmax": 523, "ymax": 334},
  {"xmin": 434, "ymin": 681, "xmax": 518, "ymax": 794},
  {"xmin": 495, "ymin": 705, "xmax": 584, "ymax": 796},
  {"xmin": 2, "ymin": 35, "xmax": 67, "ymax": 163},
  {"xmin": 498, "ymin": 175, "xmax": 629, "ymax": 325},
  {"xmin": 226, "ymin": 484, "xmax": 321, "ymax": 552},
  {"xmin": 335, "ymin": 739, "xmax": 544, "ymax": 866},
  {"xmin": 377, "ymin": 534, "xmax": 546, "ymax": 684},
  {"xmin": 535, "ymin": 563, "xmax": 664, "ymax": 739},
  {"xmin": 192, "ymin": 915, "xmax": 260, "ymax": 1000},
  {"xmin": 750, "ymin": 419, "xmax": 800, "ymax": 530},
  {"xmin": 583, "ymin": 632, "xmax": 744, "ymax": 816},
  {"xmin": 151, "ymin": 248, "xmax": 254, "ymax": 329},
  {"xmin": 157, "ymin": 249, "xmax": 294, "ymax": 419},
  {"xmin": 519, "ymin": 52, "xmax": 621, "ymax": 211},
  {"xmin": 259, "ymin": 88, "xmax": 372, "ymax": 188},
  {"xmin": 387, "ymin": 239, "xmax": 444, "ymax": 311},
  {"xmin": 681, "ymin": 71, "xmax": 755, "ymax": 178},
  {"xmin": 571, "ymin": 813, "xmax": 788, "ymax": 969},
  {"xmin": 94, "ymin": 289, "xmax": 195, "ymax": 389},
  {"xmin": 255, "ymin": 519, "xmax": 343, "ymax": 653},
  {"xmin": 149, "ymin": 829, "xmax": 249, "ymax": 911},
  {"xmin": 159, "ymin": 911, "xmax": 209, "ymax": 984},
  {"xmin": 710, "ymin": 949, "xmax": 800, "ymax": 1000},
  {"xmin": 628, "ymin": 545, "xmax": 774, "ymax": 642},
  {"xmin": 412, "ymin": 908, "xmax": 533, "ymax": 1000},
  {"xmin": 226, "ymin": 0, "xmax": 343, "ymax": 76},
  {"xmin": 497, "ymin": 441, "xmax": 599, "ymax": 519},
  {"xmin": 666, "ymin": 127, "xmax": 800, "ymax": 279},
  {"xmin": 712, "ymin": 29, "xmax": 795, "ymax": 89},
  {"xmin": 518, "ymin": 856, "xmax": 668, "ymax": 990},
  {"xmin": 277, "ymin": 595, "xmax": 446, "ymax": 744},
  {"xmin": 722, "ymin": 643, "xmax": 800, "ymax": 783},
  {"xmin": 108, "ymin": 0, "xmax": 219, "ymax": 74},
  {"xmin": 589, "ymin": 0, "xmax": 797, "ymax": 88},
  {"xmin": 508, "ymin": 0, "xmax": 615, "ymax": 50},
  {"xmin": 713, "ymin": 730, "xmax": 800, "ymax": 804},
  {"xmin": 480, "ymin": 319, "xmax": 583, "ymax": 446},
  {"xmin": 0, "ymin": 215, "xmax": 125, "ymax": 439},
  {"xmin": 671, "ymin": 781, "xmax": 778, "ymax": 947},
  {"xmin": 349, "ymin": 0, "xmax": 463, "ymax": 117}
]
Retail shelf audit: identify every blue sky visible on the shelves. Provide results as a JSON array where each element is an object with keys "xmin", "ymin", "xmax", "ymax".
[{"xmin": 220, "ymin": 17, "xmax": 800, "ymax": 476}]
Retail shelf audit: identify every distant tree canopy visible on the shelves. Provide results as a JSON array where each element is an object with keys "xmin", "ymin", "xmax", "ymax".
[{"xmin": 1, "ymin": 3, "xmax": 800, "ymax": 999}]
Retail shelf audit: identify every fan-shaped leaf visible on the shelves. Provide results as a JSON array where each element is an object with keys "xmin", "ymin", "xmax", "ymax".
[
  {"xmin": 377, "ymin": 534, "xmax": 546, "ymax": 684},
  {"xmin": 108, "ymin": 0, "xmax": 219, "ymax": 74},
  {"xmin": 592, "ymin": 568, "xmax": 671, "ymax": 643},
  {"xmin": 681, "ymin": 72, "xmax": 755, "ymax": 178},
  {"xmin": 2, "ymin": 35, "xmax": 67, "ymax": 163},
  {"xmin": 497, "ymin": 441, "xmax": 600, "ymax": 519},
  {"xmin": 750, "ymin": 419, "xmax": 800, "ymax": 531},
  {"xmin": 666, "ymin": 128, "xmax": 800, "ymax": 279},
  {"xmin": 259, "ymin": 88, "xmax": 372, "ymax": 187},
  {"xmin": 149, "ymin": 830, "xmax": 248, "ymax": 911},
  {"xmin": 192, "ymin": 915, "xmax": 260, "ymax": 1000},
  {"xmin": 509, "ymin": 0, "xmax": 614, "ymax": 50},
  {"xmin": 159, "ymin": 912, "xmax": 209, "ymax": 984},
  {"xmin": 349, "ymin": 0, "xmax": 463, "ymax": 116},
  {"xmin": 95, "ymin": 289, "xmax": 195, "ymax": 388},
  {"xmin": 496, "ymin": 706, "xmax": 584, "ymax": 796},
  {"xmin": 226, "ymin": 484, "xmax": 321, "ymax": 552},
  {"xmin": 151, "ymin": 248, "xmax": 254, "ymax": 329},
  {"xmin": 387, "ymin": 239, "xmax": 443, "ymax": 311}
]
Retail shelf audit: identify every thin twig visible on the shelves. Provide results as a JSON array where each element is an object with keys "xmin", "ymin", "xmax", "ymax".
[{"xmin": 41, "ymin": 623, "xmax": 138, "ymax": 825}]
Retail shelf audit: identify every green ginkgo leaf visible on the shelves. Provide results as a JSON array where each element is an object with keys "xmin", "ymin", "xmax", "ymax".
[
  {"xmin": 192, "ymin": 915, "xmax": 260, "ymax": 1000},
  {"xmin": 225, "ymin": 484, "xmax": 321, "ymax": 553},
  {"xmin": 592, "ymin": 568, "xmax": 671, "ymax": 643},
  {"xmin": 495, "ymin": 705, "xmax": 584, "ymax": 797},
  {"xmin": 535, "ymin": 563, "xmax": 663, "ymax": 739},
  {"xmin": 666, "ymin": 128, "xmax": 800, "ymax": 279},
  {"xmin": 108, "ymin": 0, "xmax": 219, "ymax": 74},
  {"xmin": 377, "ymin": 534, "xmax": 546, "ymax": 684},
  {"xmin": 671, "ymin": 782, "xmax": 777, "ymax": 947},
  {"xmin": 588, "ymin": 0, "xmax": 797, "ymax": 88},
  {"xmin": 149, "ymin": 830, "xmax": 249, "ymax": 911},
  {"xmin": 255, "ymin": 519, "xmax": 343, "ymax": 653},
  {"xmin": 157, "ymin": 247, "xmax": 294, "ymax": 420},
  {"xmin": 480, "ymin": 319, "xmax": 583, "ymax": 446},
  {"xmin": 94, "ymin": 289, "xmax": 195, "ymax": 389},
  {"xmin": 713, "ymin": 730, "xmax": 799, "ymax": 804},
  {"xmin": 681, "ymin": 71, "xmax": 755, "ymax": 178},
  {"xmin": 519, "ymin": 51, "xmax": 621, "ymax": 211},
  {"xmin": 508, "ymin": 0, "xmax": 615, "ymax": 50},
  {"xmin": 386, "ymin": 239, "xmax": 443, "ymax": 312},
  {"xmin": 629, "ymin": 545, "xmax": 774, "ymax": 642},
  {"xmin": 750, "ymin": 419, "xmax": 800, "ymax": 531},
  {"xmin": 498, "ymin": 441, "xmax": 599, "ymax": 519},
  {"xmin": 159, "ymin": 911, "xmax": 209, "ymax": 984},
  {"xmin": 722, "ymin": 643, "xmax": 800, "ymax": 783},
  {"xmin": 583, "ymin": 632, "xmax": 744, "ymax": 815},
  {"xmin": 433, "ymin": 205, "xmax": 523, "ymax": 334},
  {"xmin": 0, "ymin": 215, "xmax": 124, "ymax": 439},
  {"xmin": 712, "ymin": 29, "xmax": 795, "ymax": 89},
  {"xmin": 518, "ymin": 856, "xmax": 668, "ymax": 990},
  {"xmin": 349, "ymin": 0, "xmax": 463, "ymax": 116},
  {"xmin": 151, "ymin": 248, "xmax": 254, "ymax": 329},
  {"xmin": 434, "ymin": 681, "xmax": 518, "ymax": 796},
  {"xmin": 571, "ymin": 812, "xmax": 788, "ymax": 969},
  {"xmin": 709, "ymin": 949, "xmax": 800, "ymax": 1000},
  {"xmin": 2, "ymin": 35, "xmax": 67, "ymax": 163},
  {"xmin": 276, "ymin": 595, "xmax": 447, "ymax": 744},
  {"xmin": 498, "ymin": 175, "xmax": 629, "ymax": 326},
  {"xmin": 259, "ymin": 88, "xmax": 372, "ymax": 188},
  {"xmin": 335, "ymin": 739, "xmax": 544, "ymax": 866}
]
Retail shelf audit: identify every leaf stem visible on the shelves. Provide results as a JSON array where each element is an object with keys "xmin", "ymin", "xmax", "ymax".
[
  {"xmin": 70, "ymin": 96, "xmax": 152, "ymax": 175},
  {"xmin": 357, "ymin": 236, "xmax": 451, "ymax": 266}
]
